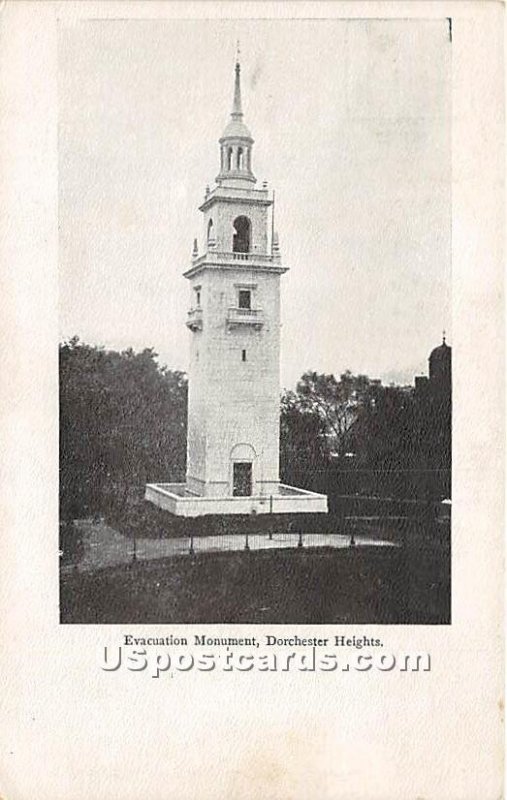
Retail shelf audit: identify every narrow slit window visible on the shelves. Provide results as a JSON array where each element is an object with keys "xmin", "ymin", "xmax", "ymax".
[{"xmin": 242, "ymin": 349, "xmax": 247, "ymax": 362}]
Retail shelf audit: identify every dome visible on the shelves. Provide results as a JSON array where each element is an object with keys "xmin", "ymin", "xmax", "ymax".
[
  {"xmin": 429, "ymin": 339, "xmax": 451, "ymax": 362},
  {"xmin": 428, "ymin": 336, "xmax": 452, "ymax": 384},
  {"xmin": 220, "ymin": 118, "xmax": 253, "ymax": 141}
]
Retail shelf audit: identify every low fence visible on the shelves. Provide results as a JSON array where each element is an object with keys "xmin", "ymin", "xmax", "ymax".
[
  {"xmin": 108, "ymin": 492, "xmax": 448, "ymax": 541},
  {"xmin": 60, "ymin": 509, "xmax": 450, "ymax": 574}
]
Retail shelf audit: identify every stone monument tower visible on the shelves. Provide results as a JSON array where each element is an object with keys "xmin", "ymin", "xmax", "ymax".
[
  {"xmin": 184, "ymin": 59, "xmax": 285, "ymax": 500},
  {"xmin": 146, "ymin": 58, "xmax": 327, "ymax": 516}
]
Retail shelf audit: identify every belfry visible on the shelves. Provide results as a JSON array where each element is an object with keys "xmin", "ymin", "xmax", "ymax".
[{"xmin": 146, "ymin": 57, "xmax": 327, "ymax": 516}]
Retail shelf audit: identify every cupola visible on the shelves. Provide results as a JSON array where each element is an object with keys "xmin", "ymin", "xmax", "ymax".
[{"xmin": 216, "ymin": 60, "xmax": 256, "ymax": 186}]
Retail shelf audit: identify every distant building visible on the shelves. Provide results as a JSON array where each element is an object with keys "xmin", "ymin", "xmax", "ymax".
[
  {"xmin": 415, "ymin": 334, "xmax": 452, "ymax": 399},
  {"xmin": 415, "ymin": 335, "xmax": 452, "ymax": 498},
  {"xmin": 339, "ymin": 338, "xmax": 452, "ymax": 500}
]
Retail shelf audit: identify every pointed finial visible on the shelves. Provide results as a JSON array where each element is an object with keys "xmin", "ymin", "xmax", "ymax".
[
  {"xmin": 236, "ymin": 39, "xmax": 241, "ymax": 64},
  {"xmin": 232, "ymin": 45, "xmax": 243, "ymax": 119},
  {"xmin": 442, "ymin": 329, "xmax": 446, "ymax": 344}
]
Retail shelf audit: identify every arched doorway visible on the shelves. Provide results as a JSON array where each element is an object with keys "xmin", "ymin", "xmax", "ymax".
[{"xmin": 232, "ymin": 216, "xmax": 251, "ymax": 253}]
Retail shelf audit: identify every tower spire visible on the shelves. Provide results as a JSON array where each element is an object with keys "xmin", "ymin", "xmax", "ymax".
[
  {"xmin": 217, "ymin": 47, "xmax": 255, "ymax": 185},
  {"xmin": 232, "ymin": 45, "xmax": 243, "ymax": 120}
]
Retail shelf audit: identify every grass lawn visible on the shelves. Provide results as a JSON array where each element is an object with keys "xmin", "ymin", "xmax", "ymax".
[{"xmin": 60, "ymin": 538, "xmax": 450, "ymax": 625}]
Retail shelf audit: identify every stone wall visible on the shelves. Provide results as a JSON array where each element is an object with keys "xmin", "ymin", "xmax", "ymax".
[{"xmin": 145, "ymin": 483, "xmax": 328, "ymax": 516}]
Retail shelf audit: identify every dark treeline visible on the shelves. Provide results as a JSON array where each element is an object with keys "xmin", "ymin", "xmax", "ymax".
[
  {"xmin": 60, "ymin": 341, "xmax": 451, "ymax": 520},
  {"xmin": 60, "ymin": 338, "xmax": 187, "ymax": 520},
  {"xmin": 281, "ymin": 370, "xmax": 451, "ymax": 508}
]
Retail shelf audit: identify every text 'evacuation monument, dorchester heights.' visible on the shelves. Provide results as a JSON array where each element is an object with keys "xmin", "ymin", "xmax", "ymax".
[{"xmin": 146, "ymin": 57, "xmax": 328, "ymax": 517}]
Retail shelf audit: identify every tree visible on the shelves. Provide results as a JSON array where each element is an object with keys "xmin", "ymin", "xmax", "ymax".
[
  {"xmin": 279, "ymin": 390, "xmax": 328, "ymax": 491},
  {"xmin": 293, "ymin": 370, "xmax": 374, "ymax": 458},
  {"xmin": 59, "ymin": 338, "xmax": 187, "ymax": 519}
]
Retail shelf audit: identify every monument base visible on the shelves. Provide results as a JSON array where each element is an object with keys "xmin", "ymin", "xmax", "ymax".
[{"xmin": 145, "ymin": 483, "xmax": 328, "ymax": 517}]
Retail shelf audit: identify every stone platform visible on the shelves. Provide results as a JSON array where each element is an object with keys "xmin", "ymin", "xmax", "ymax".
[{"xmin": 145, "ymin": 482, "xmax": 328, "ymax": 517}]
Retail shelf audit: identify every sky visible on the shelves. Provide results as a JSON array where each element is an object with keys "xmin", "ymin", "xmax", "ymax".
[{"xmin": 58, "ymin": 18, "xmax": 451, "ymax": 389}]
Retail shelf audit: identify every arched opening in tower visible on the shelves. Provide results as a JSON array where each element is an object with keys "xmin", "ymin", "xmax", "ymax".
[
  {"xmin": 237, "ymin": 147, "xmax": 244, "ymax": 170},
  {"xmin": 232, "ymin": 216, "xmax": 251, "ymax": 253},
  {"xmin": 207, "ymin": 218, "xmax": 214, "ymax": 244},
  {"xmin": 227, "ymin": 147, "xmax": 233, "ymax": 171}
]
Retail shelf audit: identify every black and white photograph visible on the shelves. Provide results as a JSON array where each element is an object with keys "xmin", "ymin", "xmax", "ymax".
[
  {"xmin": 1, "ymin": 4, "xmax": 504, "ymax": 800},
  {"xmin": 58, "ymin": 18, "xmax": 452, "ymax": 625}
]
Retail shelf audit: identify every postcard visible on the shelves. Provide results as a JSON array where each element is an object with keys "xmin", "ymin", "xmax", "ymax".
[{"xmin": 0, "ymin": 2, "xmax": 503, "ymax": 798}]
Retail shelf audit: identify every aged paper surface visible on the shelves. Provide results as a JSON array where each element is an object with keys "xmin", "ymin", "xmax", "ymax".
[{"xmin": 0, "ymin": 2, "xmax": 504, "ymax": 798}]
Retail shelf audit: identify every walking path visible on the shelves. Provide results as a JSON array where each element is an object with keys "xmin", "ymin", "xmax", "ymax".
[{"xmin": 61, "ymin": 520, "xmax": 398, "ymax": 575}]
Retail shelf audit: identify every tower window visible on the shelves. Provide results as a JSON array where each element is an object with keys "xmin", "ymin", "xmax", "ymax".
[
  {"xmin": 194, "ymin": 286, "xmax": 201, "ymax": 307},
  {"xmin": 242, "ymin": 349, "xmax": 247, "ymax": 362},
  {"xmin": 227, "ymin": 147, "xmax": 233, "ymax": 171},
  {"xmin": 232, "ymin": 216, "xmax": 251, "ymax": 253},
  {"xmin": 207, "ymin": 218, "xmax": 214, "ymax": 243},
  {"xmin": 237, "ymin": 147, "xmax": 243, "ymax": 170},
  {"xmin": 238, "ymin": 289, "xmax": 251, "ymax": 310}
]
